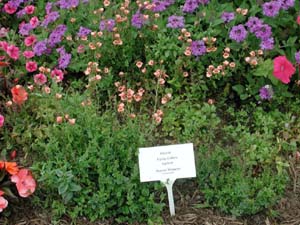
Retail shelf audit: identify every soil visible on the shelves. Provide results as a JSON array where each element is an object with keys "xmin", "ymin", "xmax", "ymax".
[{"xmin": 1, "ymin": 159, "xmax": 299, "ymax": 225}]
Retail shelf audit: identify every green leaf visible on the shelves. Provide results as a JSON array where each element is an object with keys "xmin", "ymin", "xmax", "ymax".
[
  {"xmin": 2, "ymin": 187, "xmax": 18, "ymax": 198},
  {"xmin": 232, "ymin": 84, "xmax": 245, "ymax": 94},
  {"xmin": 253, "ymin": 59, "xmax": 273, "ymax": 78}
]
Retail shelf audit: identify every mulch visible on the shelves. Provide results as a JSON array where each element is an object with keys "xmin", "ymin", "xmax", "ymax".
[{"xmin": 2, "ymin": 159, "xmax": 299, "ymax": 225}]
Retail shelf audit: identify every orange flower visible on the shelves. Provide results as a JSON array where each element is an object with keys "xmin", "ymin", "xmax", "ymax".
[
  {"xmin": 11, "ymin": 85, "xmax": 28, "ymax": 105},
  {"xmin": 5, "ymin": 162, "xmax": 19, "ymax": 175}
]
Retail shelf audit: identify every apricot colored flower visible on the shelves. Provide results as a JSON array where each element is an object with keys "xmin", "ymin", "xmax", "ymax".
[
  {"xmin": 0, "ymin": 196, "xmax": 8, "ymax": 212},
  {"xmin": 273, "ymin": 56, "xmax": 296, "ymax": 84},
  {"xmin": 11, "ymin": 85, "xmax": 28, "ymax": 105},
  {"xmin": 5, "ymin": 162, "xmax": 19, "ymax": 175},
  {"xmin": 11, "ymin": 169, "xmax": 36, "ymax": 198}
]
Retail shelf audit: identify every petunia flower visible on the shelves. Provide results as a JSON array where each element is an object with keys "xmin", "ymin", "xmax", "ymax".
[
  {"xmin": 0, "ymin": 115, "xmax": 4, "ymax": 128},
  {"xmin": 273, "ymin": 56, "xmax": 296, "ymax": 84}
]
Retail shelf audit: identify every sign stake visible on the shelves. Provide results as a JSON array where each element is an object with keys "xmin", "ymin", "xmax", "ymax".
[{"xmin": 162, "ymin": 179, "xmax": 176, "ymax": 216}]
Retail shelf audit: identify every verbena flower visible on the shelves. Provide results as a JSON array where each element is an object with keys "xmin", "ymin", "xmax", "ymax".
[
  {"xmin": 41, "ymin": 11, "xmax": 60, "ymax": 27},
  {"xmin": 182, "ymin": 0, "xmax": 200, "ymax": 13},
  {"xmin": 19, "ymin": 23, "xmax": 33, "ymax": 36},
  {"xmin": 57, "ymin": 0, "xmax": 79, "ymax": 9},
  {"xmin": 99, "ymin": 19, "xmax": 115, "ymax": 32},
  {"xmin": 229, "ymin": 24, "xmax": 247, "ymax": 42},
  {"xmin": 33, "ymin": 39, "xmax": 48, "ymax": 56},
  {"xmin": 262, "ymin": 1, "xmax": 281, "ymax": 17},
  {"xmin": 131, "ymin": 11, "xmax": 146, "ymax": 29},
  {"xmin": 166, "ymin": 15, "xmax": 185, "ymax": 29},
  {"xmin": 259, "ymin": 85, "xmax": 274, "ymax": 100},
  {"xmin": 260, "ymin": 37, "xmax": 274, "ymax": 50},
  {"xmin": 190, "ymin": 40, "xmax": 206, "ymax": 56},
  {"xmin": 152, "ymin": 0, "xmax": 174, "ymax": 12},
  {"xmin": 278, "ymin": 0, "xmax": 295, "ymax": 10},
  {"xmin": 245, "ymin": 17, "xmax": 263, "ymax": 33},
  {"xmin": 48, "ymin": 24, "xmax": 67, "ymax": 47},
  {"xmin": 295, "ymin": 51, "xmax": 300, "ymax": 64},
  {"xmin": 254, "ymin": 24, "xmax": 272, "ymax": 40},
  {"xmin": 221, "ymin": 12, "xmax": 235, "ymax": 23},
  {"xmin": 77, "ymin": 26, "xmax": 91, "ymax": 37}
]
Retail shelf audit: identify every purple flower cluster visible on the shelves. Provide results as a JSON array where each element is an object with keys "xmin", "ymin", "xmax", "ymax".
[
  {"xmin": 182, "ymin": 0, "xmax": 210, "ymax": 13},
  {"xmin": 48, "ymin": 24, "xmax": 67, "ymax": 47},
  {"xmin": 45, "ymin": 2, "xmax": 53, "ymax": 14},
  {"xmin": 152, "ymin": 0, "xmax": 175, "ymax": 12},
  {"xmin": 19, "ymin": 23, "xmax": 33, "ymax": 36},
  {"xmin": 131, "ymin": 11, "xmax": 147, "ymax": 29},
  {"xmin": 246, "ymin": 17, "xmax": 274, "ymax": 50},
  {"xmin": 295, "ymin": 51, "xmax": 300, "ymax": 64},
  {"xmin": 190, "ymin": 40, "xmax": 206, "ymax": 56},
  {"xmin": 229, "ymin": 24, "xmax": 247, "ymax": 43},
  {"xmin": 6, "ymin": 0, "xmax": 24, "ymax": 9},
  {"xmin": 167, "ymin": 15, "xmax": 185, "ymax": 29},
  {"xmin": 57, "ymin": 47, "xmax": 71, "ymax": 69},
  {"xmin": 259, "ymin": 85, "xmax": 274, "ymax": 100},
  {"xmin": 33, "ymin": 39, "xmax": 48, "ymax": 56},
  {"xmin": 41, "ymin": 11, "xmax": 60, "ymax": 27},
  {"xmin": 262, "ymin": 0, "xmax": 295, "ymax": 17},
  {"xmin": 221, "ymin": 12, "xmax": 235, "ymax": 23},
  {"xmin": 57, "ymin": 0, "xmax": 79, "ymax": 9},
  {"xmin": 99, "ymin": 19, "xmax": 115, "ymax": 32},
  {"xmin": 77, "ymin": 26, "xmax": 91, "ymax": 38}
]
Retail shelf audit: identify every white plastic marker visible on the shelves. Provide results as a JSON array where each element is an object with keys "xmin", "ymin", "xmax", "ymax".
[{"xmin": 138, "ymin": 143, "xmax": 196, "ymax": 216}]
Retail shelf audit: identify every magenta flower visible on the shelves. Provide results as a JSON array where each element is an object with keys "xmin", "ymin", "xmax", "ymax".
[
  {"xmin": 0, "ymin": 114, "xmax": 4, "ymax": 128},
  {"xmin": 34, "ymin": 73, "xmax": 47, "ymax": 85},
  {"xmin": 26, "ymin": 61, "xmax": 38, "ymax": 72}
]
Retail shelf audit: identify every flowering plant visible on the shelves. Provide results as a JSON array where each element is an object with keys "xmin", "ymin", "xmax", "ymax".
[{"xmin": 0, "ymin": 160, "xmax": 36, "ymax": 212}]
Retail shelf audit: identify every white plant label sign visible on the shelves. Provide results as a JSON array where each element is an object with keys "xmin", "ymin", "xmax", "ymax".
[{"xmin": 138, "ymin": 143, "xmax": 196, "ymax": 216}]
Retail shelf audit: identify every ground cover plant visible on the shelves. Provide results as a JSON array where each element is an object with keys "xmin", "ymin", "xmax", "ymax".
[{"xmin": 0, "ymin": 0, "xmax": 300, "ymax": 223}]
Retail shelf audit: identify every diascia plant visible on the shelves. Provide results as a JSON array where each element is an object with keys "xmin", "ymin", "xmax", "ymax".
[{"xmin": 0, "ymin": 160, "xmax": 36, "ymax": 212}]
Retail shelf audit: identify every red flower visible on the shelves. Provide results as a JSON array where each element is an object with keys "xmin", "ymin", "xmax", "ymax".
[
  {"xmin": 11, "ymin": 85, "xmax": 28, "ymax": 105},
  {"xmin": 297, "ymin": 16, "xmax": 300, "ymax": 25},
  {"xmin": 273, "ymin": 56, "xmax": 296, "ymax": 84}
]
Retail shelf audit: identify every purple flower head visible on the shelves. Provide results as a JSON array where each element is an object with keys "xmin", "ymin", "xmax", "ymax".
[
  {"xmin": 48, "ymin": 25, "xmax": 67, "ymax": 47},
  {"xmin": 254, "ymin": 24, "xmax": 272, "ymax": 40},
  {"xmin": 295, "ymin": 51, "xmax": 300, "ymax": 64},
  {"xmin": 262, "ymin": 1, "xmax": 281, "ymax": 17},
  {"xmin": 182, "ymin": 0, "xmax": 200, "ymax": 13},
  {"xmin": 190, "ymin": 40, "xmax": 206, "ymax": 56},
  {"xmin": 221, "ymin": 12, "xmax": 235, "ymax": 23},
  {"xmin": 16, "ymin": 9, "xmax": 26, "ymax": 18},
  {"xmin": 56, "ymin": 46, "xmax": 66, "ymax": 55},
  {"xmin": 245, "ymin": 17, "xmax": 263, "ymax": 33},
  {"xmin": 229, "ymin": 24, "xmax": 248, "ymax": 43},
  {"xmin": 57, "ymin": 0, "xmax": 79, "ymax": 9},
  {"xmin": 260, "ymin": 37, "xmax": 274, "ymax": 50},
  {"xmin": 99, "ymin": 19, "xmax": 115, "ymax": 32},
  {"xmin": 278, "ymin": 0, "xmax": 295, "ymax": 10},
  {"xmin": 45, "ymin": 2, "xmax": 53, "ymax": 14},
  {"xmin": 58, "ymin": 52, "xmax": 71, "ymax": 69},
  {"xmin": 131, "ymin": 11, "xmax": 146, "ymax": 29},
  {"xmin": 41, "ymin": 11, "xmax": 60, "ymax": 27},
  {"xmin": 259, "ymin": 85, "xmax": 274, "ymax": 100},
  {"xmin": 33, "ymin": 39, "xmax": 48, "ymax": 56},
  {"xmin": 7, "ymin": 0, "xmax": 23, "ymax": 8},
  {"xmin": 152, "ymin": 0, "xmax": 174, "ymax": 12},
  {"xmin": 167, "ymin": 15, "xmax": 185, "ymax": 29},
  {"xmin": 77, "ymin": 26, "xmax": 91, "ymax": 38},
  {"xmin": 19, "ymin": 23, "xmax": 33, "ymax": 36}
]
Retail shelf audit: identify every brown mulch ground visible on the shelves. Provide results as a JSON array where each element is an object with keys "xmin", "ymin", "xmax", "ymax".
[{"xmin": 1, "ymin": 159, "xmax": 299, "ymax": 225}]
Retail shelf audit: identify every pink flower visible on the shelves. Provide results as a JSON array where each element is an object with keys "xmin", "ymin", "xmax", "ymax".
[
  {"xmin": 0, "ymin": 196, "xmax": 8, "ymax": 212},
  {"xmin": 0, "ymin": 114, "xmax": 4, "ymax": 128},
  {"xmin": 24, "ymin": 35, "xmax": 36, "ymax": 47},
  {"xmin": 34, "ymin": 73, "xmax": 47, "ymax": 85},
  {"xmin": 25, "ymin": 5, "xmax": 35, "ymax": 14},
  {"xmin": 29, "ymin": 17, "xmax": 39, "ymax": 28},
  {"xmin": 6, "ymin": 45, "xmax": 19, "ymax": 60},
  {"xmin": 4, "ymin": 3, "xmax": 17, "ymax": 14},
  {"xmin": 11, "ymin": 169, "xmax": 36, "ymax": 198},
  {"xmin": 26, "ymin": 61, "xmax": 37, "ymax": 72},
  {"xmin": 273, "ymin": 56, "xmax": 296, "ymax": 84},
  {"xmin": 23, "ymin": 50, "xmax": 35, "ymax": 59},
  {"xmin": 51, "ymin": 69, "xmax": 64, "ymax": 82},
  {"xmin": 0, "ymin": 41, "xmax": 8, "ymax": 51},
  {"xmin": 297, "ymin": 16, "xmax": 300, "ymax": 25}
]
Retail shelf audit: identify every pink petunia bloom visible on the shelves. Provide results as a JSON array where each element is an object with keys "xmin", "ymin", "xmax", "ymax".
[
  {"xmin": 25, "ymin": 5, "xmax": 35, "ymax": 15},
  {"xmin": 0, "ymin": 41, "xmax": 8, "ymax": 51},
  {"xmin": 51, "ymin": 68, "xmax": 64, "ymax": 82},
  {"xmin": 0, "ymin": 196, "xmax": 8, "ymax": 212},
  {"xmin": 0, "ymin": 114, "xmax": 4, "ymax": 128},
  {"xmin": 24, "ymin": 35, "xmax": 36, "ymax": 47},
  {"xmin": 11, "ymin": 169, "xmax": 36, "ymax": 198},
  {"xmin": 297, "ymin": 16, "xmax": 300, "ymax": 25},
  {"xmin": 23, "ymin": 50, "xmax": 35, "ymax": 59},
  {"xmin": 6, "ymin": 45, "xmax": 19, "ymax": 60},
  {"xmin": 26, "ymin": 61, "xmax": 37, "ymax": 72},
  {"xmin": 34, "ymin": 73, "xmax": 47, "ymax": 85},
  {"xmin": 4, "ymin": 3, "xmax": 17, "ymax": 14},
  {"xmin": 29, "ymin": 17, "xmax": 40, "ymax": 28},
  {"xmin": 273, "ymin": 56, "xmax": 296, "ymax": 84}
]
